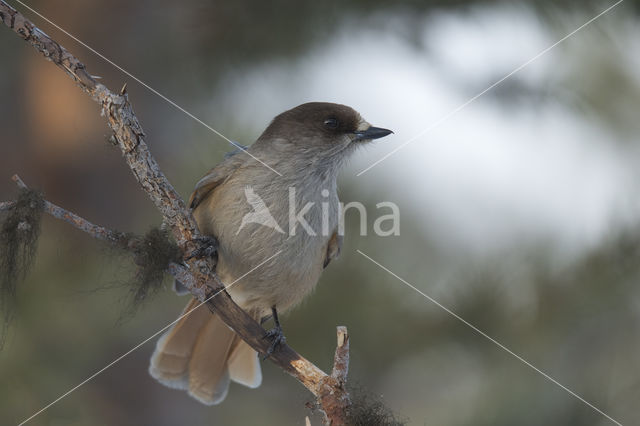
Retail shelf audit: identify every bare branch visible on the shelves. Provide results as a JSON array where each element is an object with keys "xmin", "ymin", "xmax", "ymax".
[
  {"xmin": 0, "ymin": 201, "xmax": 15, "ymax": 211},
  {"xmin": 11, "ymin": 174, "xmax": 27, "ymax": 190},
  {"xmin": 0, "ymin": 2, "xmax": 195, "ymax": 247},
  {"xmin": 332, "ymin": 326, "xmax": 350, "ymax": 383},
  {"xmin": 10, "ymin": 175, "xmax": 126, "ymax": 244},
  {"xmin": 315, "ymin": 327, "xmax": 352, "ymax": 425}
]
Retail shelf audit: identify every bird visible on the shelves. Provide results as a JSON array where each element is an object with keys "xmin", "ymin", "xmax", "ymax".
[{"xmin": 149, "ymin": 102, "xmax": 392, "ymax": 405}]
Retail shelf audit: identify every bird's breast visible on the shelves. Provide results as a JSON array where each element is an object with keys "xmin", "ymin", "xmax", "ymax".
[{"xmin": 195, "ymin": 173, "xmax": 339, "ymax": 314}]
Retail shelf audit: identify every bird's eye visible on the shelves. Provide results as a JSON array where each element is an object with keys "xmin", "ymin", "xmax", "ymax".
[{"xmin": 323, "ymin": 118, "xmax": 339, "ymax": 129}]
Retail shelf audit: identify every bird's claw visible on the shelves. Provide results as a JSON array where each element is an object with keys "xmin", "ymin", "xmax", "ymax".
[
  {"xmin": 262, "ymin": 325, "xmax": 286, "ymax": 360},
  {"xmin": 186, "ymin": 235, "xmax": 218, "ymax": 260}
]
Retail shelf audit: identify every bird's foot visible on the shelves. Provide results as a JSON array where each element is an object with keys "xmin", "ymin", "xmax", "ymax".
[
  {"xmin": 262, "ymin": 325, "xmax": 286, "ymax": 360},
  {"xmin": 186, "ymin": 235, "xmax": 218, "ymax": 260}
]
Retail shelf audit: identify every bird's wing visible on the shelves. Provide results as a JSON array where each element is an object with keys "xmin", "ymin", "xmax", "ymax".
[
  {"xmin": 323, "ymin": 229, "xmax": 343, "ymax": 268},
  {"xmin": 188, "ymin": 154, "xmax": 245, "ymax": 209}
]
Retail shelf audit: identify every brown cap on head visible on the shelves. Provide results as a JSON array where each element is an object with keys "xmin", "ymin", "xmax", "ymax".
[{"xmin": 259, "ymin": 102, "xmax": 393, "ymax": 146}]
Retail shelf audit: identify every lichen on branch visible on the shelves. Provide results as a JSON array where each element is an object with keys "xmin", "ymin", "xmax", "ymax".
[
  {"xmin": 0, "ymin": 188, "xmax": 44, "ymax": 342},
  {"xmin": 122, "ymin": 227, "xmax": 181, "ymax": 316}
]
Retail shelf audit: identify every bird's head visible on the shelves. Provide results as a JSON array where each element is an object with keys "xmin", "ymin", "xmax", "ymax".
[{"xmin": 257, "ymin": 102, "xmax": 393, "ymax": 162}]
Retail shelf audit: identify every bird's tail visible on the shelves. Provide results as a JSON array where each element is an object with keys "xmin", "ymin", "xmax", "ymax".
[{"xmin": 149, "ymin": 298, "xmax": 262, "ymax": 405}]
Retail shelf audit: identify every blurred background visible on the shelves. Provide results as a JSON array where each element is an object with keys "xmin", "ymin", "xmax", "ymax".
[{"xmin": 1, "ymin": 0, "xmax": 639, "ymax": 424}]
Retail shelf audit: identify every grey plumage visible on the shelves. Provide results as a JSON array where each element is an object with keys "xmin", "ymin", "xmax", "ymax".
[{"xmin": 150, "ymin": 102, "xmax": 392, "ymax": 404}]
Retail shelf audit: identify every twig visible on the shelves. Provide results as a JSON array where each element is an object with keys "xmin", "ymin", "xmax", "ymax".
[
  {"xmin": 10, "ymin": 175, "xmax": 126, "ymax": 244},
  {"xmin": 332, "ymin": 326, "xmax": 350, "ymax": 383},
  {"xmin": 0, "ymin": 1, "xmax": 352, "ymax": 423},
  {"xmin": 0, "ymin": 2, "xmax": 195, "ymax": 246},
  {"xmin": 0, "ymin": 201, "xmax": 16, "ymax": 211},
  {"xmin": 316, "ymin": 327, "xmax": 352, "ymax": 424}
]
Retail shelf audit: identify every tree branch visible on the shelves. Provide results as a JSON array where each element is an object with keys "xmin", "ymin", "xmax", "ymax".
[
  {"xmin": 10, "ymin": 175, "xmax": 127, "ymax": 244},
  {"xmin": 318, "ymin": 327, "xmax": 352, "ymax": 424},
  {"xmin": 332, "ymin": 326, "xmax": 350, "ymax": 383},
  {"xmin": 0, "ymin": 1, "xmax": 351, "ymax": 423},
  {"xmin": 1, "ymin": 2, "xmax": 194, "ymax": 245},
  {"xmin": 0, "ymin": 201, "xmax": 15, "ymax": 211}
]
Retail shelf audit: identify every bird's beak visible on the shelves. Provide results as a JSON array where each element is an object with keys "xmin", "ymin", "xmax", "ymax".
[{"xmin": 353, "ymin": 126, "xmax": 393, "ymax": 142}]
